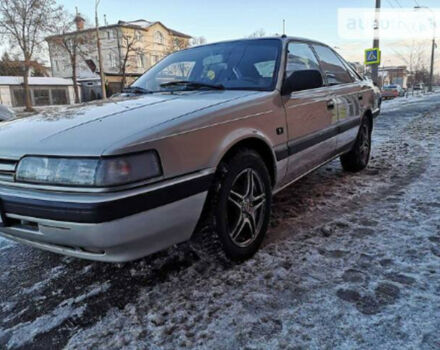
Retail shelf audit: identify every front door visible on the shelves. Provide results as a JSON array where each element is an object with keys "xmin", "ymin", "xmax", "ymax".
[{"xmin": 283, "ymin": 41, "xmax": 338, "ymax": 183}]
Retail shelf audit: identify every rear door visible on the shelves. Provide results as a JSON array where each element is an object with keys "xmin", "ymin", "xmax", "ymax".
[
  {"xmin": 282, "ymin": 41, "xmax": 338, "ymax": 183},
  {"xmin": 311, "ymin": 45, "xmax": 362, "ymax": 152}
]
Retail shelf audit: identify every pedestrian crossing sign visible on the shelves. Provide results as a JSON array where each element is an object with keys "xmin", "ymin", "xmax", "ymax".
[{"xmin": 365, "ymin": 48, "xmax": 381, "ymax": 65}]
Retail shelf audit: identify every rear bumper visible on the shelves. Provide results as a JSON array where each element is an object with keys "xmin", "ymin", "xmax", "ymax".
[{"xmin": 0, "ymin": 170, "xmax": 213, "ymax": 262}]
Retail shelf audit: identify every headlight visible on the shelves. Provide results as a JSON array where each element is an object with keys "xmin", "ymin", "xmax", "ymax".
[{"xmin": 16, "ymin": 152, "xmax": 162, "ymax": 187}]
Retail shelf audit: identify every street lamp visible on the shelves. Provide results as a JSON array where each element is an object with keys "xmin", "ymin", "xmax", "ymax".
[{"xmin": 414, "ymin": 6, "xmax": 436, "ymax": 92}]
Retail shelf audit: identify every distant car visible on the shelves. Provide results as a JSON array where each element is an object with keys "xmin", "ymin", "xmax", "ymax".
[
  {"xmin": 0, "ymin": 37, "xmax": 380, "ymax": 262},
  {"xmin": 0, "ymin": 104, "xmax": 15, "ymax": 122},
  {"xmin": 382, "ymin": 84, "xmax": 404, "ymax": 99},
  {"xmin": 414, "ymin": 83, "xmax": 425, "ymax": 91}
]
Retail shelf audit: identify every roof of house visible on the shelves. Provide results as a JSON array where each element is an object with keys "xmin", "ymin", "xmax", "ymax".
[
  {"xmin": 46, "ymin": 18, "xmax": 191, "ymax": 40},
  {"xmin": 118, "ymin": 19, "xmax": 192, "ymax": 38},
  {"xmin": 0, "ymin": 76, "xmax": 74, "ymax": 86},
  {"xmin": 379, "ymin": 66, "xmax": 409, "ymax": 72}
]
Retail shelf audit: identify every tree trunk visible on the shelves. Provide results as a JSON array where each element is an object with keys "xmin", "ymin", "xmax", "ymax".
[
  {"xmin": 23, "ymin": 58, "xmax": 33, "ymax": 112},
  {"xmin": 121, "ymin": 70, "xmax": 126, "ymax": 91},
  {"xmin": 71, "ymin": 56, "xmax": 80, "ymax": 104},
  {"xmin": 120, "ymin": 61, "xmax": 127, "ymax": 92}
]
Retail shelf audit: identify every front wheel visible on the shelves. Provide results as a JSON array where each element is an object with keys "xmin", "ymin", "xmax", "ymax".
[
  {"xmin": 340, "ymin": 117, "xmax": 372, "ymax": 172},
  {"xmin": 206, "ymin": 149, "xmax": 272, "ymax": 261}
]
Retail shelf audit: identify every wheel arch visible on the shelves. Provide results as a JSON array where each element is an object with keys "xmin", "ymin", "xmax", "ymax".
[
  {"xmin": 363, "ymin": 109, "xmax": 373, "ymax": 133},
  {"xmin": 217, "ymin": 135, "xmax": 277, "ymax": 187}
]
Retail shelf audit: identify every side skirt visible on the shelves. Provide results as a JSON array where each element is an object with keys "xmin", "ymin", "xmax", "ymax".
[{"xmin": 273, "ymin": 142, "xmax": 354, "ymax": 195}]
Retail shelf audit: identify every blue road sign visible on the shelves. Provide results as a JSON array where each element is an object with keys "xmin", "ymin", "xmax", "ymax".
[{"xmin": 365, "ymin": 48, "xmax": 381, "ymax": 65}]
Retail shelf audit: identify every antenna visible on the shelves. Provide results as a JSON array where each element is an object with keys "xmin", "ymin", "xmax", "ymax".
[
  {"xmin": 283, "ymin": 19, "xmax": 286, "ymax": 35},
  {"xmin": 75, "ymin": 6, "xmax": 79, "ymax": 15},
  {"xmin": 104, "ymin": 14, "xmax": 108, "ymax": 26}
]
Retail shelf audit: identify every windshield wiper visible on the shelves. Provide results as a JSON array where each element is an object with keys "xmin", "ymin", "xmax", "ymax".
[
  {"xmin": 160, "ymin": 80, "xmax": 225, "ymax": 90},
  {"xmin": 122, "ymin": 86, "xmax": 152, "ymax": 94}
]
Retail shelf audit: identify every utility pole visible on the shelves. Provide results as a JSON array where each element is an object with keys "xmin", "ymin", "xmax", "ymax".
[
  {"xmin": 95, "ymin": 0, "xmax": 107, "ymax": 99},
  {"xmin": 415, "ymin": 6, "xmax": 436, "ymax": 92},
  {"xmin": 371, "ymin": 0, "xmax": 381, "ymax": 85},
  {"xmin": 429, "ymin": 32, "xmax": 435, "ymax": 92}
]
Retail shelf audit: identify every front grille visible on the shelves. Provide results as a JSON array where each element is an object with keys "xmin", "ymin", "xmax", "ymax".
[{"xmin": 0, "ymin": 159, "xmax": 17, "ymax": 182}]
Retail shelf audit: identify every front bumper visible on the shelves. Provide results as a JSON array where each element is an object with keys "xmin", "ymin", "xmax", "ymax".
[
  {"xmin": 372, "ymin": 107, "xmax": 380, "ymax": 119},
  {"xmin": 0, "ymin": 170, "xmax": 213, "ymax": 262}
]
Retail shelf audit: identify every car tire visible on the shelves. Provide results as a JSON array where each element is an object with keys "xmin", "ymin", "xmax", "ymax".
[
  {"xmin": 340, "ymin": 117, "xmax": 372, "ymax": 172},
  {"xmin": 197, "ymin": 149, "xmax": 272, "ymax": 261}
]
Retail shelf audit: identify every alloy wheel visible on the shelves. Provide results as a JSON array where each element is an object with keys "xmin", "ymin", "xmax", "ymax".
[
  {"xmin": 359, "ymin": 124, "xmax": 370, "ymax": 163},
  {"xmin": 226, "ymin": 168, "xmax": 267, "ymax": 248}
]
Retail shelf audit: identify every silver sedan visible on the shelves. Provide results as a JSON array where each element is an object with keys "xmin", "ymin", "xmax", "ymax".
[{"xmin": 0, "ymin": 37, "xmax": 380, "ymax": 262}]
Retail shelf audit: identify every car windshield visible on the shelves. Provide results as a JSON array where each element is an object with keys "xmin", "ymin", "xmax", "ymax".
[{"xmin": 131, "ymin": 39, "xmax": 282, "ymax": 92}]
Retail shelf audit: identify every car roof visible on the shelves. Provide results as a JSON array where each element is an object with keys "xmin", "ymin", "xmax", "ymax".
[{"xmin": 187, "ymin": 36, "xmax": 329, "ymax": 50}]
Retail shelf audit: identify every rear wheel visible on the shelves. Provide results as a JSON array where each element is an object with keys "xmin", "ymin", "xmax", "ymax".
[
  {"xmin": 340, "ymin": 117, "xmax": 372, "ymax": 172},
  {"xmin": 200, "ymin": 149, "xmax": 272, "ymax": 261}
]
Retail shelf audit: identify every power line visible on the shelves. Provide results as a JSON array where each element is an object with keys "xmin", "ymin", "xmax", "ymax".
[
  {"xmin": 414, "ymin": 0, "xmax": 421, "ymax": 7},
  {"xmin": 393, "ymin": 0, "xmax": 402, "ymax": 8}
]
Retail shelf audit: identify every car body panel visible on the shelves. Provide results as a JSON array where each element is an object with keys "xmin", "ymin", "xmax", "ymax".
[
  {"xmin": 0, "ymin": 192, "xmax": 207, "ymax": 262},
  {"xmin": 282, "ymin": 85, "xmax": 338, "ymax": 183},
  {"xmin": 0, "ymin": 91, "xmax": 266, "ymax": 159}
]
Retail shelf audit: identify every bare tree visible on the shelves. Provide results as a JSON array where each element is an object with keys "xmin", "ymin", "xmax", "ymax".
[
  {"xmin": 117, "ymin": 31, "xmax": 143, "ymax": 90},
  {"xmin": 248, "ymin": 29, "xmax": 266, "ymax": 38},
  {"xmin": 95, "ymin": 0, "xmax": 106, "ymax": 99},
  {"xmin": 392, "ymin": 39, "xmax": 429, "ymax": 86},
  {"xmin": 163, "ymin": 36, "xmax": 190, "ymax": 58},
  {"xmin": 50, "ymin": 11, "xmax": 93, "ymax": 103},
  {"xmin": 0, "ymin": 0, "xmax": 63, "ymax": 111},
  {"xmin": 190, "ymin": 36, "xmax": 207, "ymax": 47}
]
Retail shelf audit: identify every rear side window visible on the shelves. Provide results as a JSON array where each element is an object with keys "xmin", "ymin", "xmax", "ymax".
[
  {"xmin": 286, "ymin": 42, "xmax": 321, "ymax": 77},
  {"xmin": 312, "ymin": 45, "xmax": 353, "ymax": 85}
]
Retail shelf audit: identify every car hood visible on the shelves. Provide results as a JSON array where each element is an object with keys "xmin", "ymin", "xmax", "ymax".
[{"xmin": 0, "ymin": 90, "xmax": 262, "ymax": 159}]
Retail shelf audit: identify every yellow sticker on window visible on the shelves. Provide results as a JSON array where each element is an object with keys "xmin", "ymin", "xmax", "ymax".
[{"xmin": 207, "ymin": 70, "xmax": 216, "ymax": 80}]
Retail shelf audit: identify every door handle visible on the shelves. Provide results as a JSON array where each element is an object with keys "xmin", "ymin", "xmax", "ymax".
[{"xmin": 327, "ymin": 100, "xmax": 335, "ymax": 110}]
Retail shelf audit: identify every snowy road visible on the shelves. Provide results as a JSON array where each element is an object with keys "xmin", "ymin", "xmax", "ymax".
[{"xmin": 1, "ymin": 93, "xmax": 440, "ymax": 350}]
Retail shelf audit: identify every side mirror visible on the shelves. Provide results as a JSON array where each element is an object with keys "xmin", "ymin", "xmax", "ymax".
[{"xmin": 282, "ymin": 69, "xmax": 323, "ymax": 95}]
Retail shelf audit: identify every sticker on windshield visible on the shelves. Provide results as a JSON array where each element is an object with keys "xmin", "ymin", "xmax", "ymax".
[{"xmin": 207, "ymin": 70, "xmax": 216, "ymax": 80}]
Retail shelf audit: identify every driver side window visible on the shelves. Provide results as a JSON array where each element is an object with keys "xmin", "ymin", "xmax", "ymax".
[{"xmin": 286, "ymin": 42, "xmax": 321, "ymax": 78}]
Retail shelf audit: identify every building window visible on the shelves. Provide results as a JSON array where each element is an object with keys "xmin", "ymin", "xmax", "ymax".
[
  {"xmin": 135, "ymin": 30, "xmax": 142, "ymax": 41},
  {"xmin": 154, "ymin": 31, "xmax": 164, "ymax": 44},
  {"xmin": 174, "ymin": 38, "xmax": 183, "ymax": 50},
  {"xmin": 107, "ymin": 52, "xmax": 117, "ymax": 68},
  {"xmin": 137, "ymin": 53, "xmax": 147, "ymax": 68},
  {"xmin": 51, "ymin": 89, "xmax": 68, "ymax": 105},
  {"xmin": 151, "ymin": 55, "xmax": 159, "ymax": 66},
  {"xmin": 107, "ymin": 30, "xmax": 113, "ymax": 40},
  {"xmin": 12, "ymin": 88, "xmax": 25, "ymax": 107},
  {"xmin": 11, "ymin": 87, "xmax": 70, "ymax": 107},
  {"xmin": 33, "ymin": 89, "xmax": 50, "ymax": 106}
]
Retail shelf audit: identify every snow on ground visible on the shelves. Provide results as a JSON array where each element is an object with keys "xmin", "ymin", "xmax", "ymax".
[
  {"xmin": 381, "ymin": 90, "xmax": 438, "ymax": 113},
  {"xmin": 0, "ymin": 92, "xmax": 440, "ymax": 349}
]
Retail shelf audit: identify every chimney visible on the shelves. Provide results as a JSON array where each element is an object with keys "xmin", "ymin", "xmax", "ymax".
[{"xmin": 74, "ymin": 13, "xmax": 85, "ymax": 31}]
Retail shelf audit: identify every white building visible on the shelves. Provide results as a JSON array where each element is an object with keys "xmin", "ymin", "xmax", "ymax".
[{"xmin": 0, "ymin": 77, "xmax": 78, "ymax": 108}]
